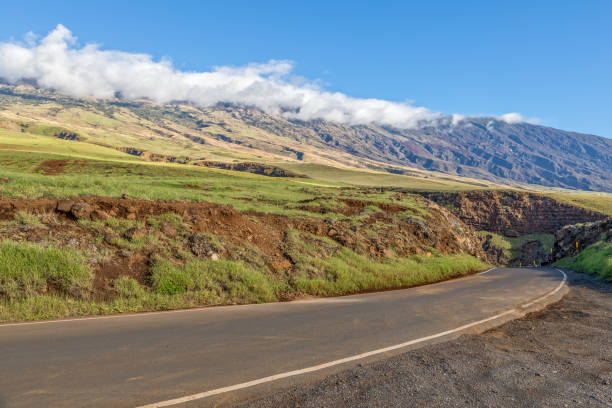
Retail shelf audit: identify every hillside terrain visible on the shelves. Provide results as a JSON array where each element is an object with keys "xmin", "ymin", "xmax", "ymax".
[
  {"xmin": 1, "ymin": 83, "xmax": 611, "ymax": 192},
  {"xmin": 0, "ymin": 82, "xmax": 610, "ymax": 321}
]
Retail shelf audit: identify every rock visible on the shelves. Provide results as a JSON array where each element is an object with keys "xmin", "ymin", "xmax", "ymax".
[
  {"xmin": 70, "ymin": 202, "xmax": 93, "ymax": 220},
  {"xmin": 56, "ymin": 199, "xmax": 75, "ymax": 213},
  {"xmin": 126, "ymin": 213, "xmax": 137, "ymax": 220},
  {"xmin": 123, "ymin": 227, "xmax": 147, "ymax": 241},
  {"xmin": 91, "ymin": 209, "xmax": 110, "ymax": 221},
  {"xmin": 160, "ymin": 222, "xmax": 178, "ymax": 238},
  {"xmin": 189, "ymin": 233, "xmax": 221, "ymax": 257},
  {"xmin": 209, "ymin": 253, "xmax": 219, "ymax": 261},
  {"xmin": 552, "ymin": 218, "xmax": 611, "ymax": 261},
  {"xmin": 327, "ymin": 229, "xmax": 338, "ymax": 237}
]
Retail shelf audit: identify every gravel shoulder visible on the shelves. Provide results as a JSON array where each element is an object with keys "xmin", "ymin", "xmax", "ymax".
[{"xmin": 238, "ymin": 270, "xmax": 612, "ymax": 407}]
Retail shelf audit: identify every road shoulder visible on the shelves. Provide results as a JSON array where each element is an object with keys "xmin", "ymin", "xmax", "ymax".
[{"xmin": 236, "ymin": 270, "xmax": 611, "ymax": 408}]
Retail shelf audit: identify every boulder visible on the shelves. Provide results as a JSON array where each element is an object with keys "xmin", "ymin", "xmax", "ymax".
[
  {"xmin": 56, "ymin": 199, "xmax": 75, "ymax": 213},
  {"xmin": 91, "ymin": 209, "xmax": 110, "ymax": 221},
  {"xmin": 188, "ymin": 233, "xmax": 221, "ymax": 257},
  {"xmin": 70, "ymin": 202, "xmax": 93, "ymax": 220}
]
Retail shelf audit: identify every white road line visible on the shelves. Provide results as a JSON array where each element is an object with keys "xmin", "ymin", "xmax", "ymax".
[
  {"xmin": 521, "ymin": 268, "xmax": 567, "ymax": 308},
  {"xmin": 0, "ymin": 297, "xmax": 363, "ymax": 328},
  {"xmin": 136, "ymin": 268, "xmax": 567, "ymax": 408},
  {"xmin": 0, "ymin": 305, "xmax": 216, "ymax": 328},
  {"xmin": 478, "ymin": 267, "xmax": 496, "ymax": 275}
]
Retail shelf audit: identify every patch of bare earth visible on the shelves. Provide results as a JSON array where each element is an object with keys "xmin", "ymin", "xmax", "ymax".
[
  {"xmin": 238, "ymin": 270, "xmax": 612, "ymax": 408},
  {"xmin": 33, "ymin": 159, "xmax": 88, "ymax": 175}
]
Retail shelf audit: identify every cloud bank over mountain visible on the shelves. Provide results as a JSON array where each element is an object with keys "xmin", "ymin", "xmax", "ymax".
[{"xmin": 0, "ymin": 25, "xmax": 525, "ymax": 129}]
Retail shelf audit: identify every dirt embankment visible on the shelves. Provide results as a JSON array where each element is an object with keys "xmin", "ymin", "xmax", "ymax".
[
  {"xmin": 0, "ymin": 196, "xmax": 485, "ymax": 299},
  {"xmin": 420, "ymin": 190, "xmax": 605, "ymax": 235}
]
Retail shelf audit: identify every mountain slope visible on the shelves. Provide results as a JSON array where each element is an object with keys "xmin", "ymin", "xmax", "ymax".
[{"xmin": 1, "ymin": 84, "xmax": 610, "ymax": 191}]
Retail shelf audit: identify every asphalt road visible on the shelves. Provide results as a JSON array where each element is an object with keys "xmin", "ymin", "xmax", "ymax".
[{"xmin": 0, "ymin": 267, "xmax": 566, "ymax": 408}]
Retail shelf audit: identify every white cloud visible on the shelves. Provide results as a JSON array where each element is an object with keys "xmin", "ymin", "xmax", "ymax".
[
  {"xmin": 499, "ymin": 113, "xmax": 524, "ymax": 124},
  {"xmin": 0, "ymin": 25, "xmax": 525, "ymax": 129}
]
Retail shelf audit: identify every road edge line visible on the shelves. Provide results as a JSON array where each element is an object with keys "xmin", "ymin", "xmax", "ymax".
[
  {"xmin": 136, "ymin": 268, "xmax": 567, "ymax": 408},
  {"xmin": 478, "ymin": 267, "xmax": 495, "ymax": 275}
]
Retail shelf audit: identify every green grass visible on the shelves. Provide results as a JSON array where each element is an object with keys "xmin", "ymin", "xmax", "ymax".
[
  {"xmin": 0, "ymin": 237, "xmax": 488, "ymax": 322},
  {"xmin": 0, "ymin": 149, "xmax": 435, "ymax": 219},
  {"xmin": 555, "ymin": 239, "xmax": 612, "ymax": 281},
  {"xmin": 278, "ymin": 162, "xmax": 496, "ymax": 191},
  {"xmin": 0, "ymin": 128, "xmax": 140, "ymax": 162},
  {"xmin": 0, "ymin": 241, "xmax": 92, "ymax": 300},
  {"xmin": 476, "ymin": 231, "xmax": 555, "ymax": 261},
  {"xmin": 288, "ymin": 230, "xmax": 488, "ymax": 296},
  {"xmin": 542, "ymin": 191, "xmax": 612, "ymax": 216},
  {"xmin": 151, "ymin": 258, "xmax": 279, "ymax": 303}
]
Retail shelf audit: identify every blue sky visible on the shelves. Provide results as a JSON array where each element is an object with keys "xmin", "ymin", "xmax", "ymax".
[{"xmin": 1, "ymin": 0, "xmax": 610, "ymax": 137}]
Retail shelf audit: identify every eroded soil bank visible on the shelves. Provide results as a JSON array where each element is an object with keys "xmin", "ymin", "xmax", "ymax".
[
  {"xmin": 238, "ymin": 270, "xmax": 612, "ymax": 408},
  {"xmin": 0, "ymin": 195, "xmax": 485, "ymax": 303}
]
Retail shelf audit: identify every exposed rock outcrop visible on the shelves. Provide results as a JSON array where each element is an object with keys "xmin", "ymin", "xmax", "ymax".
[
  {"xmin": 420, "ymin": 190, "xmax": 605, "ymax": 235},
  {"xmin": 193, "ymin": 161, "xmax": 306, "ymax": 178},
  {"xmin": 551, "ymin": 218, "xmax": 612, "ymax": 262},
  {"xmin": 117, "ymin": 147, "xmax": 189, "ymax": 163}
]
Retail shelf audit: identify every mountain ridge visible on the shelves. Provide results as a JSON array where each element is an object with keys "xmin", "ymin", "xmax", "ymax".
[{"xmin": 1, "ymin": 83, "xmax": 610, "ymax": 192}]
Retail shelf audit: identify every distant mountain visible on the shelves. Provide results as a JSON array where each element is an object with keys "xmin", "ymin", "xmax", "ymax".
[
  {"xmin": 291, "ymin": 116, "xmax": 612, "ymax": 191},
  {"xmin": 1, "ymin": 84, "xmax": 611, "ymax": 191}
]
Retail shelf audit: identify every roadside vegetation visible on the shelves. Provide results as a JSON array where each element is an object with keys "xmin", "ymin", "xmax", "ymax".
[
  {"xmin": 476, "ymin": 231, "xmax": 555, "ymax": 265},
  {"xmin": 0, "ymin": 237, "xmax": 487, "ymax": 322},
  {"xmin": 555, "ymin": 239, "xmax": 612, "ymax": 281}
]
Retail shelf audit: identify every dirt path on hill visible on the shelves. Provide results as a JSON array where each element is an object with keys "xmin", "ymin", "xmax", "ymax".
[{"xmin": 238, "ymin": 270, "xmax": 612, "ymax": 408}]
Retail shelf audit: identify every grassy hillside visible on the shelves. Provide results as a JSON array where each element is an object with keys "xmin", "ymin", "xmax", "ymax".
[
  {"xmin": 2, "ymin": 83, "xmax": 611, "ymax": 192},
  {"xmin": 0, "ymin": 126, "xmax": 495, "ymax": 322},
  {"xmin": 1, "ymin": 86, "xmax": 610, "ymax": 322},
  {"xmin": 542, "ymin": 191, "xmax": 612, "ymax": 216}
]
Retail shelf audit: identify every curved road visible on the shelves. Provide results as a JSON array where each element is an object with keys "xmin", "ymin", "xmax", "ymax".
[{"xmin": 0, "ymin": 267, "xmax": 566, "ymax": 408}]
